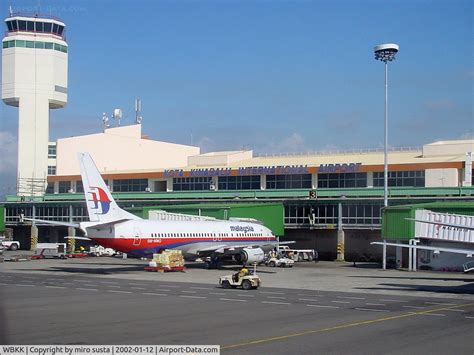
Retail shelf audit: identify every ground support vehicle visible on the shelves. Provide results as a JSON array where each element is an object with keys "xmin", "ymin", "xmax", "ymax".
[
  {"xmin": 266, "ymin": 256, "xmax": 294, "ymax": 267},
  {"xmin": 277, "ymin": 245, "xmax": 318, "ymax": 261},
  {"xmin": 1, "ymin": 239, "xmax": 20, "ymax": 251},
  {"xmin": 34, "ymin": 243, "xmax": 67, "ymax": 259},
  {"xmin": 219, "ymin": 272, "xmax": 261, "ymax": 290},
  {"xmin": 145, "ymin": 265, "xmax": 186, "ymax": 273}
]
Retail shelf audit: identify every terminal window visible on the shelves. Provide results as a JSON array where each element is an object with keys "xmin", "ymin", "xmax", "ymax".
[
  {"xmin": 266, "ymin": 174, "xmax": 312, "ymax": 189},
  {"xmin": 113, "ymin": 179, "xmax": 148, "ymax": 192},
  {"xmin": 173, "ymin": 177, "xmax": 213, "ymax": 191},
  {"xmin": 317, "ymin": 173, "xmax": 367, "ymax": 188},
  {"xmin": 218, "ymin": 176, "xmax": 260, "ymax": 190},
  {"xmin": 45, "ymin": 183, "xmax": 54, "ymax": 194},
  {"xmin": 48, "ymin": 145, "xmax": 56, "ymax": 158},
  {"xmin": 76, "ymin": 181, "xmax": 84, "ymax": 193},
  {"xmin": 373, "ymin": 171, "xmax": 424, "ymax": 187},
  {"xmin": 58, "ymin": 181, "xmax": 71, "ymax": 193}
]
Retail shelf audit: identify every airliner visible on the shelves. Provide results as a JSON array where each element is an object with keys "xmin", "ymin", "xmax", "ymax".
[{"xmin": 27, "ymin": 152, "xmax": 278, "ymax": 268}]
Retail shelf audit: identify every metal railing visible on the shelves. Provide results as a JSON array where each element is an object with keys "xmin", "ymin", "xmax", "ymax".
[{"xmin": 254, "ymin": 146, "xmax": 422, "ymax": 158}]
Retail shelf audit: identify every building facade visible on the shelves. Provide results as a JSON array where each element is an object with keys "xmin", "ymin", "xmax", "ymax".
[{"xmin": 3, "ymin": 125, "xmax": 473, "ymax": 260}]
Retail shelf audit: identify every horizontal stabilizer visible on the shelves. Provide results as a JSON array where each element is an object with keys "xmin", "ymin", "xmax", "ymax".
[
  {"xmin": 64, "ymin": 236, "xmax": 92, "ymax": 241},
  {"xmin": 22, "ymin": 217, "xmax": 80, "ymax": 228}
]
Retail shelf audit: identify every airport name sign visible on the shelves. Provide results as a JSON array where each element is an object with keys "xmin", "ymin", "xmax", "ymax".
[
  {"xmin": 318, "ymin": 163, "xmax": 362, "ymax": 173},
  {"xmin": 163, "ymin": 165, "xmax": 310, "ymax": 177}
]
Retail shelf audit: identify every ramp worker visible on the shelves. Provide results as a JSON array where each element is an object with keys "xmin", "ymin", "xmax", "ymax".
[{"xmin": 238, "ymin": 267, "xmax": 249, "ymax": 280}]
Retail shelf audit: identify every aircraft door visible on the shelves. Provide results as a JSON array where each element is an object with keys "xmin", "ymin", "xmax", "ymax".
[{"xmin": 133, "ymin": 227, "xmax": 142, "ymax": 246}]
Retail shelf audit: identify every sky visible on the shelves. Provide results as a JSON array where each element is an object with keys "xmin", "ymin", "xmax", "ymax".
[{"xmin": 0, "ymin": 0, "xmax": 473, "ymax": 196}]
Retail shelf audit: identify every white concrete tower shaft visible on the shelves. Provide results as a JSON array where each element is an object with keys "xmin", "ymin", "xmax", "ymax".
[{"xmin": 2, "ymin": 14, "xmax": 68, "ymax": 196}]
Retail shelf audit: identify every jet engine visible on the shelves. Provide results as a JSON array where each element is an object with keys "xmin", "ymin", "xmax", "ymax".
[{"xmin": 235, "ymin": 247, "xmax": 265, "ymax": 265}]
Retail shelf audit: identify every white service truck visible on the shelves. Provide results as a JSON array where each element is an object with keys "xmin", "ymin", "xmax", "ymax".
[
  {"xmin": 277, "ymin": 245, "xmax": 318, "ymax": 262},
  {"xmin": 0, "ymin": 237, "xmax": 20, "ymax": 251}
]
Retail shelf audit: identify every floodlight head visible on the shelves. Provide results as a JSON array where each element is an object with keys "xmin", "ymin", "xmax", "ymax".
[{"xmin": 374, "ymin": 43, "xmax": 399, "ymax": 62}]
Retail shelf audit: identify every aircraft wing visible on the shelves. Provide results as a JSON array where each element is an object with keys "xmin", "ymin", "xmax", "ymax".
[
  {"xmin": 371, "ymin": 242, "xmax": 474, "ymax": 257},
  {"xmin": 195, "ymin": 243, "xmax": 275, "ymax": 256}
]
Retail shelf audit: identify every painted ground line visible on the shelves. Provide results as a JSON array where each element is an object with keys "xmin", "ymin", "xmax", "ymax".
[
  {"xmin": 366, "ymin": 303, "xmax": 386, "ymax": 306},
  {"xmin": 107, "ymin": 285, "xmax": 121, "ymax": 288},
  {"xmin": 237, "ymin": 294, "xmax": 255, "ymax": 297},
  {"xmin": 156, "ymin": 289, "xmax": 171, "ymax": 292},
  {"xmin": 129, "ymin": 284, "xmax": 147, "ymax": 286},
  {"xmin": 337, "ymin": 296, "xmax": 365, "ymax": 300},
  {"xmin": 299, "ymin": 298, "xmax": 321, "ymax": 302},
  {"xmin": 412, "ymin": 312, "xmax": 445, "ymax": 317},
  {"xmin": 307, "ymin": 304, "xmax": 339, "ymax": 309},
  {"xmin": 72, "ymin": 279, "xmax": 89, "ymax": 282},
  {"xmin": 131, "ymin": 287, "xmax": 145, "ymax": 290},
  {"xmin": 220, "ymin": 298, "xmax": 248, "ymax": 302},
  {"xmin": 209, "ymin": 292, "xmax": 225, "ymax": 295},
  {"xmin": 76, "ymin": 288, "xmax": 98, "ymax": 291},
  {"xmin": 181, "ymin": 290, "xmax": 197, "ymax": 294},
  {"xmin": 297, "ymin": 293, "xmax": 324, "ymax": 297},
  {"xmin": 62, "ymin": 282, "xmax": 74, "ymax": 285},
  {"xmin": 425, "ymin": 302, "xmax": 456, "ymax": 306},
  {"xmin": 267, "ymin": 296, "xmax": 287, "ymax": 300},
  {"xmin": 355, "ymin": 308, "xmax": 389, "ymax": 313},
  {"xmin": 142, "ymin": 293, "xmax": 168, "ymax": 296},
  {"xmin": 262, "ymin": 301, "xmax": 291, "ymax": 305},
  {"xmin": 331, "ymin": 301, "xmax": 350, "ymax": 304},
  {"xmin": 443, "ymin": 309, "xmax": 465, "ymax": 313},
  {"xmin": 465, "ymin": 316, "xmax": 474, "ymax": 319},
  {"xmin": 83, "ymin": 284, "xmax": 98, "ymax": 287},
  {"xmin": 259, "ymin": 291, "xmax": 285, "ymax": 295},
  {"xmin": 0, "ymin": 283, "xmax": 8, "ymax": 285},
  {"xmin": 379, "ymin": 299, "xmax": 407, "ymax": 303},
  {"xmin": 18, "ymin": 280, "xmax": 33, "ymax": 283},
  {"xmin": 190, "ymin": 286, "xmax": 212, "ymax": 290},
  {"xmin": 45, "ymin": 286, "xmax": 66, "ymax": 289},
  {"xmin": 100, "ymin": 281, "xmax": 118, "ymax": 284},
  {"xmin": 160, "ymin": 285, "xmax": 180, "ymax": 288},
  {"xmin": 108, "ymin": 290, "xmax": 132, "ymax": 294},
  {"xmin": 402, "ymin": 305, "xmax": 425, "ymax": 309},
  {"xmin": 179, "ymin": 295, "xmax": 207, "ymax": 299},
  {"xmin": 14, "ymin": 284, "xmax": 34, "ymax": 287}
]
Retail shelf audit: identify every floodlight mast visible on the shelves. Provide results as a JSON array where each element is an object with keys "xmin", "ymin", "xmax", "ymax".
[{"xmin": 374, "ymin": 43, "xmax": 399, "ymax": 208}]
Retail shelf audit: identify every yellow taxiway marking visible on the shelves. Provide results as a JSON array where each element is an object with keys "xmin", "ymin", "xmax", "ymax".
[{"xmin": 221, "ymin": 302, "xmax": 474, "ymax": 350}]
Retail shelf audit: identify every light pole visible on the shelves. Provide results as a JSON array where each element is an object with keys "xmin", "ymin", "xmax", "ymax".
[{"xmin": 374, "ymin": 43, "xmax": 399, "ymax": 208}]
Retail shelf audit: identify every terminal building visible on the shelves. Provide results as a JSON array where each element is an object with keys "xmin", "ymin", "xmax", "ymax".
[
  {"xmin": 3, "ymin": 123, "xmax": 473, "ymax": 260},
  {"xmin": 1, "ymin": 13, "xmax": 473, "ymax": 262}
]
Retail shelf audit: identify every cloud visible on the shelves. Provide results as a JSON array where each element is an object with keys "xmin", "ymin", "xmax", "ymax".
[
  {"xmin": 424, "ymin": 98, "xmax": 456, "ymax": 110},
  {"xmin": 196, "ymin": 136, "xmax": 217, "ymax": 153},
  {"xmin": 459, "ymin": 132, "xmax": 474, "ymax": 140},
  {"xmin": 257, "ymin": 133, "xmax": 308, "ymax": 154}
]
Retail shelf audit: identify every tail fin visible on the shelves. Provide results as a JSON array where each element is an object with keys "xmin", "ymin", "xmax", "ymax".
[{"xmin": 78, "ymin": 152, "xmax": 139, "ymax": 224}]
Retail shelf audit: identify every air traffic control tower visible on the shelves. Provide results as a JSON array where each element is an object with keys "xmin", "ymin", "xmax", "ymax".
[{"xmin": 2, "ymin": 13, "xmax": 68, "ymax": 196}]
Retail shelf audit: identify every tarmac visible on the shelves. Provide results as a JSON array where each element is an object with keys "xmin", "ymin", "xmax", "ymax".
[{"xmin": 1, "ymin": 252, "xmax": 474, "ymax": 300}]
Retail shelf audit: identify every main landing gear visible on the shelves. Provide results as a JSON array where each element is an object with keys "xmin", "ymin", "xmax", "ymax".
[{"xmin": 204, "ymin": 254, "xmax": 222, "ymax": 269}]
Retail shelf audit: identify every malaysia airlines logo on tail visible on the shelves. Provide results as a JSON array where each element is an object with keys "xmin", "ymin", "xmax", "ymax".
[{"xmin": 88, "ymin": 186, "xmax": 111, "ymax": 214}]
